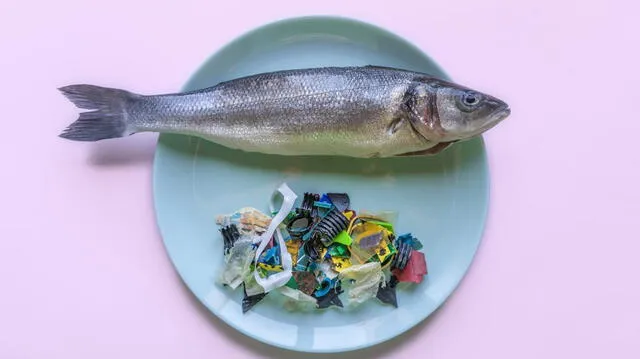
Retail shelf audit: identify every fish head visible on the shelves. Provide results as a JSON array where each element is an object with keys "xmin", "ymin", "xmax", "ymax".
[{"xmin": 409, "ymin": 78, "xmax": 510, "ymax": 142}]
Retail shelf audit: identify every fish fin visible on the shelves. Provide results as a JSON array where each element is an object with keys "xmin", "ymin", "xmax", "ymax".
[
  {"xmin": 395, "ymin": 142, "xmax": 456, "ymax": 157},
  {"xmin": 58, "ymin": 85, "xmax": 138, "ymax": 141},
  {"xmin": 386, "ymin": 116, "xmax": 406, "ymax": 135}
]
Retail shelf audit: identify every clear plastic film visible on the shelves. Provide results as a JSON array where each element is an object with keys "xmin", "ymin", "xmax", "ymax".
[
  {"xmin": 277, "ymin": 286, "xmax": 318, "ymax": 312},
  {"xmin": 219, "ymin": 237, "xmax": 255, "ymax": 290}
]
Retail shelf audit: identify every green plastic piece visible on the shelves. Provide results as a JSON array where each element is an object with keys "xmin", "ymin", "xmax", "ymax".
[
  {"xmin": 387, "ymin": 242, "xmax": 397, "ymax": 256},
  {"xmin": 333, "ymin": 231, "xmax": 353, "ymax": 246},
  {"xmin": 367, "ymin": 219, "xmax": 394, "ymax": 233},
  {"xmin": 328, "ymin": 243, "xmax": 350, "ymax": 258},
  {"xmin": 314, "ymin": 201, "xmax": 333, "ymax": 209},
  {"xmin": 285, "ymin": 276, "xmax": 298, "ymax": 289}
]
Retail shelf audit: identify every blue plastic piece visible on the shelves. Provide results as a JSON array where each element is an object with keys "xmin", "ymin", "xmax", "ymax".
[
  {"xmin": 397, "ymin": 233, "xmax": 423, "ymax": 250},
  {"xmin": 314, "ymin": 277, "xmax": 333, "ymax": 297}
]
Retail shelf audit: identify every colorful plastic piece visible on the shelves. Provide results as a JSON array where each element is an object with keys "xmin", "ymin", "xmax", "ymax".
[{"xmin": 392, "ymin": 250, "xmax": 427, "ymax": 283}]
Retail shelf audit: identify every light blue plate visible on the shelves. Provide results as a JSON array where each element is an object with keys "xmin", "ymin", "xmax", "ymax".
[{"xmin": 153, "ymin": 16, "xmax": 489, "ymax": 353}]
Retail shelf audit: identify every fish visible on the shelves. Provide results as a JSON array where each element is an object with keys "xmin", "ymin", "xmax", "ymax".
[{"xmin": 58, "ymin": 65, "xmax": 510, "ymax": 158}]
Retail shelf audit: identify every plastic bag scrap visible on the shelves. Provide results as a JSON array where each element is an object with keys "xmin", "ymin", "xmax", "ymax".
[
  {"xmin": 339, "ymin": 262, "xmax": 386, "ymax": 306},
  {"xmin": 219, "ymin": 236, "xmax": 256, "ymax": 289},
  {"xmin": 213, "ymin": 183, "xmax": 429, "ymax": 313}
]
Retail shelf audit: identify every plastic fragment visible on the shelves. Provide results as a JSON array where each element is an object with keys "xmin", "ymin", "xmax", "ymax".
[
  {"xmin": 287, "ymin": 214, "xmax": 312, "ymax": 238},
  {"xmin": 397, "ymin": 233, "xmax": 423, "ymax": 250},
  {"xmin": 242, "ymin": 282, "xmax": 267, "ymax": 313},
  {"xmin": 330, "ymin": 256, "xmax": 352, "ymax": 272},
  {"xmin": 314, "ymin": 277, "xmax": 334, "ymax": 297},
  {"xmin": 216, "ymin": 207, "xmax": 272, "ymax": 237},
  {"xmin": 300, "ymin": 192, "xmax": 319, "ymax": 217},
  {"xmin": 375, "ymin": 238, "xmax": 397, "ymax": 269},
  {"xmin": 392, "ymin": 250, "xmax": 427, "ymax": 283},
  {"xmin": 315, "ymin": 282, "xmax": 344, "ymax": 309},
  {"xmin": 257, "ymin": 263, "xmax": 283, "ymax": 273},
  {"xmin": 244, "ymin": 271, "xmax": 266, "ymax": 296},
  {"xmin": 220, "ymin": 238, "xmax": 256, "ymax": 289},
  {"xmin": 328, "ymin": 243, "xmax": 349, "ymax": 258},
  {"xmin": 338, "ymin": 262, "xmax": 385, "ymax": 305},
  {"xmin": 292, "ymin": 271, "xmax": 317, "ymax": 296},
  {"xmin": 376, "ymin": 275, "xmax": 399, "ymax": 307},
  {"xmin": 285, "ymin": 239, "xmax": 301, "ymax": 264},
  {"xmin": 326, "ymin": 193, "xmax": 350, "ymax": 212},
  {"xmin": 258, "ymin": 246, "xmax": 280, "ymax": 265},
  {"xmin": 284, "ymin": 276, "xmax": 298, "ymax": 289},
  {"xmin": 366, "ymin": 219, "xmax": 394, "ymax": 233},
  {"xmin": 310, "ymin": 208, "xmax": 349, "ymax": 246},
  {"xmin": 319, "ymin": 193, "xmax": 332, "ymax": 205},
  {"xmin": 220, "ymin": 224, "xmax": 241, "ymax": 254},
  {"xmin": 278, "ymin": 286, "xmax": 317, "ymax": 303},
  {"xmin": 313, "ymin": 200, "xmax": 333, "ymax": 209},
  {"xmin": 391, "ymin": 240, "xmax": 412, "ymax": 270},
  {"xmin": 357, "ymin": 210, "xmax": 398, "ymax": 228},
  {"xmin": 333, "ymin": 230, "xmax": 353, "ymax": 246}
]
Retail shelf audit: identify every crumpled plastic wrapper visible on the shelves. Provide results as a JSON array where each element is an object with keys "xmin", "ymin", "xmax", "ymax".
[
  {"xmin": 216, "ymin": 207, "xmax": 272, "ymax": 238},
  {"xmin": 243, "ymin": 270, "xmax": 266, "ymax": 296},
  {"xmin": 338, "ymin": 262, "xmax": 386, "ymax": 306},
  {"xmin": 278, "ymin": 286, "xmax": 318, "ymax": 312},
  {"xmin": 219, "ymin": 238, "xmax": 256, "ymax": 290}
]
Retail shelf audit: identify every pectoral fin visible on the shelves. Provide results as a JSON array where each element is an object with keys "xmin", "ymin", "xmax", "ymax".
[{"xmin": 395, "ymin": 141, "xmax": 456, "ymax": 157}]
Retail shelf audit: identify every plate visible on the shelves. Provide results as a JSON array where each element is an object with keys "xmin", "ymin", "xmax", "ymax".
[{"xmin": 153, "ymin": 15, "xmax": 489, "ymax": 353}]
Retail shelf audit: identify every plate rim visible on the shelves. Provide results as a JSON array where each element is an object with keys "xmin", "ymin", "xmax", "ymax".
[{"xmin": 151, "ymin": 14, "xmax": 491, "ymax": 353}]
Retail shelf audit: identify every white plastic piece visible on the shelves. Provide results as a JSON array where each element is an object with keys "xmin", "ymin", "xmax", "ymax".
[
  {"xmin": 253, "ymin": 183, "xmax": 297, "ymax": 292},
  {"xmin": 339, "ymin": 262, "xmax": 386, "ymax": 305}
]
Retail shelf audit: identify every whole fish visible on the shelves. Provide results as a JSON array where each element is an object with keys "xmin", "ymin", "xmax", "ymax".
[{"xmin": 58, "ymin": 66, "xmax": 510, "ymax": 157}]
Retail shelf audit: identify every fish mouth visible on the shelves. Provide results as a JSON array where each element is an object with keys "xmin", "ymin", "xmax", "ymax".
[
  {"xmin": 483, "ymin": 104, "xmax": 510, "ymax": 128},
  {"xmin": 492, "ymin": 105, "xmax": 511, "ymax": 122},
  {"xmin": 470, "ymin": 105, "xmax": 510, "ymax": 137}
]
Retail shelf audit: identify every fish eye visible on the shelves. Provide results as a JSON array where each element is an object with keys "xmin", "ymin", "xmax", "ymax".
[
  {"xmin": 456, "ymin": 91, "xmax": 482, "ymax": 112},
  {"xmin": 463, "ymin": 92, "xmax": 480, "ymax": 106}
]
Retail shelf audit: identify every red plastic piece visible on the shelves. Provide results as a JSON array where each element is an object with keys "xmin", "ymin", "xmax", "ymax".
[{"xmin": 392, "ymin": 250, "xmax": 427, "ymax": 283}]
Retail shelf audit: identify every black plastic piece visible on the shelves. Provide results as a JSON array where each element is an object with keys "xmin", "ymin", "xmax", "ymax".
[
  {"xmin": 314, "ymin": 208, "xmax": 349, "ymax": 246},
  {"xmin": 315, "ymin": 282, "xmax": 344, "ymax": 309},
  {"xmin": 301, "ymin": 192, "xmax": 320, "ymax": 214},
  {"xmin": 287, "ymin": 213, "xmax": 312, "ymax": 238},
  {"xmin": 303, "ymin": 237, "xmax": 322, "ymax": 261},
  {"xmin": 242, "ymin": 284, "xmax": 267, "ymax": 313},
  {"xmin": 376, "ymin": 275, "xmax": 399, "ymax": 308},
  {"xmin": 391, "ymin": 240, "xmax": 412, "ymax": 270},
  {"xmin": 220, "ymin": 224, "xmax": 241, "ymax": 254}
]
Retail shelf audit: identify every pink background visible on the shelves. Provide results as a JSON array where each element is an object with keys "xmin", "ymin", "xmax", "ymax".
[{"xmin": 1, "ymin": 0, "xmax": 639, "ymax": 358}]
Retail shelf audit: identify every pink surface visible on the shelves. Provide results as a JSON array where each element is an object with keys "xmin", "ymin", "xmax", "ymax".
[{"xmin": 1, "ymin": 0, "xmax": 639, "ymax": 358}]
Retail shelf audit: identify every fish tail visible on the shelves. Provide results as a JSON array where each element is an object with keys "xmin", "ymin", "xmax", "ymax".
[{"xmin": 58, "ymin": 84, "xmax": 138, "ymax": 141}]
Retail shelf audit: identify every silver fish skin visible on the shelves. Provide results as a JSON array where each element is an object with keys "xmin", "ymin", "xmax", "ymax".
[{"xmin": 58, "ymin": 66, "xmax": 510, "ymax": 158}]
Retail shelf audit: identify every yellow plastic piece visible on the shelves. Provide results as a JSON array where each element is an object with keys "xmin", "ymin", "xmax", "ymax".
[
  {"xmin": 374, "ymin": 237, "xmax": 393, "ymax": 265},
  {"xmin": 286, "ymin": 239, "xmax": 300, "ymax": 264},
  {"xmin": 331, "ymin": 257, "xmax": 352, "ymax": 272},
  {"xmin": 257, "ymin": 263, "xmax": 283, "ymax": 272},
  {"xmin": 343, "ymin": 210, "xmax": 356, "ymax": 221}
]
